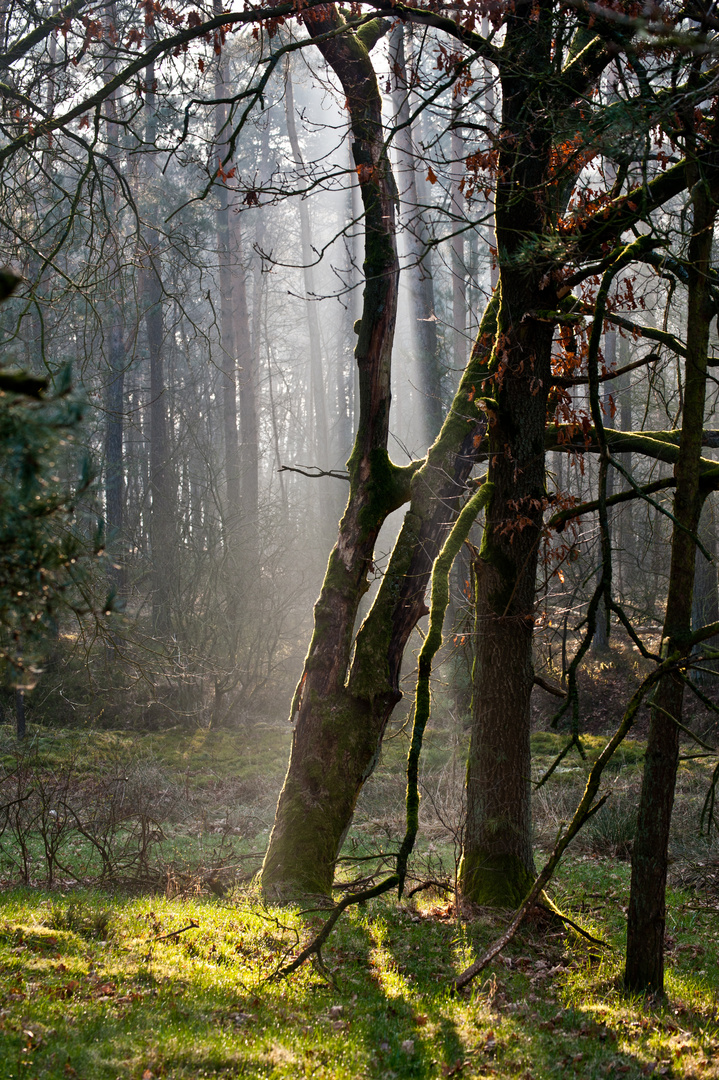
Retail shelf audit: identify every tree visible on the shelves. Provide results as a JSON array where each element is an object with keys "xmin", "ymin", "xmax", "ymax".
[
  {"xmin": 260, "ymin": 0, "xmax": 719, "ymax": 909},
  {"xmin": 626, "ymin": 114, "xmax": 719, "ymax": 995},
  {"xmin": 0, "ymin": 273, "xmax": 107, "ymax": 721}
]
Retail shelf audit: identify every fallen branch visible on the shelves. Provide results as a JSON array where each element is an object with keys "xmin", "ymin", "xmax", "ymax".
[
  {"xmin": 270, "ymin": 875, "xmax": 399, "ymax": 980},
  {"xmin": 407, "ymin": 879, "xmax": 453, "ymax": 898},
  {"xmin": 535, "ymin": 902, "xmax": 610, "ymax": 948}
]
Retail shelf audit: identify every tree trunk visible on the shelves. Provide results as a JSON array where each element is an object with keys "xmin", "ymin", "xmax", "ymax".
[
  {"xmin": 463, "ymin": 554, "xmax": 536, "ymax": 904},
  {"xmin": 625, "ymin": 163, "xmax": 719, "ymax": 994},
  {"xmin": 593, "ymin": 335, "xmax": 616, "ymax": 652},
  {"xmin": 232, "ymin": 211, "xmax": 258, "ymax": 552},
  {"xmin": 284, "ymin": 67, "xmax": 333, "ymax": 532},
  {"xmin": 143, "ymin": 53, "xmax": 174, "ymax": 636},
  {"xmin": 213, "ymin": 0, "xmax": 241, "ymax": 538},
  {"xmin": 460, "ymin": 4, "xmax": 556, "ymax": 905},
  {"xmin": 250, "ymin": 123, "xmax": 270, "ymax": 546},
  {"xmin": 616, "ymin": 343, "xmax": 634, "ymax": 597},
  {"xmin": 691, "ymin": 499, "xmax": 719, "ymax": 681},
  {"xmin": 261, "ymin": 9, "xmax": 400, "ymax": 898},
  {"xmin": 15, "ymin": 689, "xmax": 25, "ymax": 740},
  {"xmin": 103, "ymin": 4, "xmax": 126, "ymax": 598},
  {"xmin": 390, "ymin": 24, "xmax": 443, "ymax": 448},
  {"xmin": 451, "ymin": 108, "xmax": 467, "ymax": 373}
]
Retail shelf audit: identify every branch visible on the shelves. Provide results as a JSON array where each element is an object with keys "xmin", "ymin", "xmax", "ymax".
[
  {"xmin": 152, "ymin": 920, "xmax": 199, "ymax": 942},
  {"xmin": 0, "ymin": 0, "xmax": 92, "ymax": 70},
  {"xmin": 564, "ymin": 159, "xmax": 690, "ymax": 257},
  {"xmin": 550, "ymin": 350, "xmax": 662, "ymax": 387},
  {"xmin": 533, "ymin": 675, "xmax": 567, "ymax": 698},
  {"xmin": 278, "ymin": 464, "xmax": 350, "ymax": 481}
]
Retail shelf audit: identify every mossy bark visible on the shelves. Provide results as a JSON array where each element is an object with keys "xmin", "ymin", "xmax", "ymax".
[
  {"xmin": 262, "ymin": 6, "xmax": 705, "ymax": 904},
  {"xmin": 261, "ymin": 8, "xmax": 401, "ymax": 898},
  {"xmin": 625, "ymin": 164, "xmax": 719, "ymax": 994},
  {"xmin": 459, "ymin": 1, "xmax": 556, "ymax": 906}
]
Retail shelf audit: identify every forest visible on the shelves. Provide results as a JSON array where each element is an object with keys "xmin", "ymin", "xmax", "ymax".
[{"xmin": 1, "ymin": 0, "xmax": 719, "ymax": 1076}]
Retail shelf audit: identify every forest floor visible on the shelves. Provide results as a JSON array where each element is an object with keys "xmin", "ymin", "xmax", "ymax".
[{"xmin": 1, "ymin": 643, "xmax": 718, "ymax": 1079}]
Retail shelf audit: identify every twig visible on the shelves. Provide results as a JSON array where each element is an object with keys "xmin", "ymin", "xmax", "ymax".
[
  {"xmin": 534, "ymin": 902, "xmax": 610, "ymax": 948},
  {"xmin": 278, "ymin": 464, "xmax": 350, "ymax": 481},
  {"xmin": 153, "ymin": 919, "xmax": 199, "ymax": 941}
]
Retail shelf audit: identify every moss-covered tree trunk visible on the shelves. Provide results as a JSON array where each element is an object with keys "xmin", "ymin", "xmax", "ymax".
[
  {"xmin": 261, "ymin": 9, "xmax": 402, "ymax": 898},
  {"xmin": 261, "ymin": 5, "xmax": 697, "ymax": 904},
  {"xmin": 459, "ymin": 3, "xmax": 557, "ymax": 904},
  {"xmin": 625, "ymin": 162, "xmax": 719, "ymax": 994}
]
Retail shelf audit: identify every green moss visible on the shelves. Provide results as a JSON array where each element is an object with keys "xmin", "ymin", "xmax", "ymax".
[
  {"xmin": 354, "ymin": 17, "xmax": 387, "ymax": 51},
  {"xmin": 262, "ymin": 693, "xmax": 376, "ymax": 899},
  {"xmin": 356, "ymin": 449, "xmax": 419, "ymax": 538},
  {"xmin": 459, "ymin": 849, "xmax": 535, "ymax": 907}
]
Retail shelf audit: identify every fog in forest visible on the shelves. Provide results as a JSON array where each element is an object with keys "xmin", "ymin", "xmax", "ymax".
[{"xmin": 2, "ymin": 6, "xmax": 719, "ymax": 1051}]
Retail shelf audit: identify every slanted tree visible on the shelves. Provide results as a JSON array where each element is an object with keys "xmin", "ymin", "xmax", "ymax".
[{"xmin": 261, "ymin": 7, "xmax": 403, "ymax": 897}]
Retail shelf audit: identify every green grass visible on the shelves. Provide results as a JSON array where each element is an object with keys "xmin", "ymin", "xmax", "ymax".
[
  {"xmin": 0, "ymin": 867, "xmax": 717, "ymax": 1080},
  {"xmin": 1, "ymin": 715, "xmax": 718, "ymax": 1078}
]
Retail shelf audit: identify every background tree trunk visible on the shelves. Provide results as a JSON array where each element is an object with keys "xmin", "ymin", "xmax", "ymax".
[
  {"xmin": 103, "ymin": 2, "xmax": 126, "ymax": 599},
  {"xmin": 390, "ymin": 23, "xmax": 443, "ymax": 448},
  {"xmin": 214, "ymin": 0, "xmax": 241, "ymax": 540},
  {"xmin": 284, "ymin": 67, "xmax": 332, "ymax": 531},
  {"xmin": 143, "ymin": 52, "xmax": 174, "ymax": 636}
]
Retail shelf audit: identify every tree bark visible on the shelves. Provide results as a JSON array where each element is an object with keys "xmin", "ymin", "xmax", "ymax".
[
  {"xmin": 625, "ymin": 159, "xmax": 719, "ymax": 994},
  {"xmin": 261, "ymin": 9, "xmax": 401, "ymax": 897}
]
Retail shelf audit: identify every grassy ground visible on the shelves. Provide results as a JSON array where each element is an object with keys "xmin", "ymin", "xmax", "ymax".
[
  {"xmin": 1, "ymin": 658, "xmax": 719, "ymax": 1079},
  {"xmin": 0, "ymin": 871, "xmax": 717, "ymax": 1080}
]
